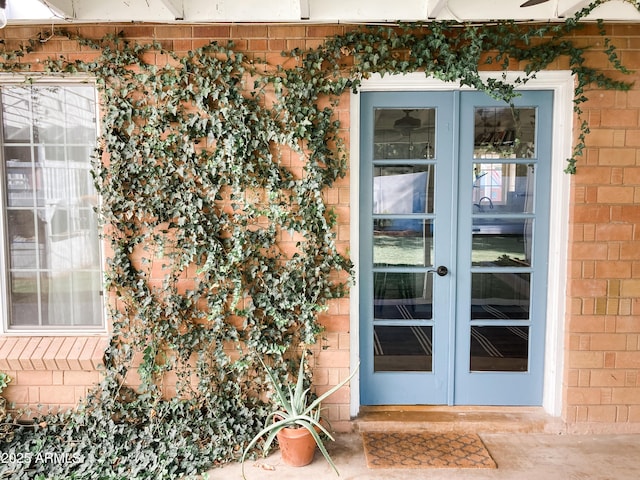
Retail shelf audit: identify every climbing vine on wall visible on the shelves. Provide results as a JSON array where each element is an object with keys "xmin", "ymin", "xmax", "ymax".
[{"xmin": 0, "ymin": 1, "xmax": 636, "ymax": 478}]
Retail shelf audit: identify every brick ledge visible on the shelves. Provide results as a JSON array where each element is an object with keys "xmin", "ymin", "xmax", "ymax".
[{"xmin": 0, "ymin": 336, "xmax": 108, "ymax": 371}]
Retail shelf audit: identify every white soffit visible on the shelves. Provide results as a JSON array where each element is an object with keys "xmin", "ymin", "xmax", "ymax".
[
  {"xmin": 444, "ymin": 0, "xmax": 558, "ymax": 21},
  {"xmin": 184, "ymin": 0, "xmax": 301, "ymax": 22},
  {"xmin": 6, "ymin": 0, "xmax": 640, "ymax": 23},
  {"xmin": 18, "ymin": 0, "xmax": 303, "ymax": 22},
  {"xmin": 43, "ymin": 0, "xmax": 179, "ymax": 22},
  {"xmin": 6, "ymin": 0, "xmax": 60, "ymax": 20},
  {"xmin": 307, "ymin": 0, "xmax": 427, "ymax": 22},
  {"xmin": 558, "ymin": 0, "xmax": 640, "ymax": 20}
]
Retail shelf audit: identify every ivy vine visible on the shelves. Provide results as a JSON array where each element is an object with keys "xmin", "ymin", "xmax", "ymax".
[{"xmin": 0, "ymin": 1, "xmax": 636, "ymax": 478}]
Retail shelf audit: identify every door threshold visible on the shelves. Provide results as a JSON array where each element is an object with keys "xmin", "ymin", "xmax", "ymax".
[{"xmin": 356, "ymin": 406, "xmax": 565, "ymax": 434}]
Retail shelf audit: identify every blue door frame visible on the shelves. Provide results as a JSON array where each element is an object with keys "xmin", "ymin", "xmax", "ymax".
[{"xmin": 359, "ymin": 89, "xmax": 553, "ymax": 406}]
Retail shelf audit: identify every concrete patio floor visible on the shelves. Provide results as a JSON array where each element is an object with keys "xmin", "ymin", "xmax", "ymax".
[{"xmin": 208, "ymin": 432, "xmax": 640, "ymax": 480}]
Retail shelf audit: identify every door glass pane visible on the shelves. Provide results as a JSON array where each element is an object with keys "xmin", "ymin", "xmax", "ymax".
[
  {"xmin": 470, "ymin": 326, "xmax": 529, "ymax": 372},
  {"xmin": 473, "ymin": 107, "xmax": 536, "ymax": 158},
  {"xmin": 374, "ymin": 108, "xmax": 435, "ymax": 160},
  {"xmin": 471, "ymin": 272, "xmax": 530, "ymax": 320},
  {"xmin": 473, "ymin": 163, "xmax": 535, "ymax": 214},
  {"xmin": 472, "ymin": 218, "xmax": 531, "ymax": 267},
  {"xmin": 374, "ymin": 166, "xmax": 434, "ymax": 214},
  {"xmin": 374, "ymin": 219, "xmax": 433, "ymax": 267},
  {"xmin": 374, "ymin": 325, "xmax": 433, "ymax": 372},
  {"xmin": 374, "ymin": 272, "xmax": 432, "ymax": 320}
]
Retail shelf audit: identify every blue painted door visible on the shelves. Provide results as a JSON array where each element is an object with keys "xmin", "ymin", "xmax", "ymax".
[{"xmin": 359, "ymin": 90, "xmax": 552, "ymax": 406}]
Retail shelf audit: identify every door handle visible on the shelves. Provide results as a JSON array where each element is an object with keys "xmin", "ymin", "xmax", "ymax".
[{"xmin": 428, "ymin": 265, "xmax": 449, "ymax": 277}]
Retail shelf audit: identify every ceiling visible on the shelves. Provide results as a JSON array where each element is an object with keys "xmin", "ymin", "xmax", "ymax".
[{"xmin": 5, "ymin": 0, "xmax": 640, "ymax": 24}]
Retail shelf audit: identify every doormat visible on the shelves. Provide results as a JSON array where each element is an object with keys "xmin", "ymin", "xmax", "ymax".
[{"xmin": 362, "ymin": 431, "xmax": 497, "ymax": 469}]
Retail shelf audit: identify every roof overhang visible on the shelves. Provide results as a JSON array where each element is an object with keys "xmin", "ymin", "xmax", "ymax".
[{"xmin": 5, "ymin": 0, "xmax": 640, "ymax": 24}]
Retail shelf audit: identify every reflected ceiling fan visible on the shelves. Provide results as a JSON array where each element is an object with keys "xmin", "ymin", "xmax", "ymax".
[
  {"xmin": 393, "ymin": 110, "xmax": 421, "ymax": 137},
  {"xmin": 520, "ymin": 0, "xmax": 551, "ymax": 6}
]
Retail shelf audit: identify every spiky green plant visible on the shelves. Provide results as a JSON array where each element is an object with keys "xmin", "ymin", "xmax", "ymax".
[{"xmin": 241, "ymin": 355, "xmax": 358, "ymax": 478}]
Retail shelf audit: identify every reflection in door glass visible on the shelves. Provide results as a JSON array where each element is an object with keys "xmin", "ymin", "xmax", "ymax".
[
  {"xmin": 471, "ymin": 272, "xmax": 530, "ymax": 320},
  {"xmin": 472, "ymin": 218, "xmax": 532, "ymax": 267},
  {"xmin": 374, "ymin": 219, "xmax": 433, "ymax": 267},
  {"xmin": 374, "ymin": 272, "xmax": 433, "ymax": 320},
  {"xmin": 374, "ymin": 325, "xmax": 433, "ymax": 372},
  {"xmin": 374, "ymin": 108, "xmax": 436, "ymax": 160},
  {"xmin": 374, "ymin": 165, "xmax": 434, "ymax": 214},
  {"xmin": 473, "ymin": 163, "xmax": 535, "ymax": 214},
  {"xmin": 470, "ymin": 326, "xmax": 529, "ymax": 372},
  {"xmin": 474, "ymin": 107, "xmax": 536, "ymax": 158}
]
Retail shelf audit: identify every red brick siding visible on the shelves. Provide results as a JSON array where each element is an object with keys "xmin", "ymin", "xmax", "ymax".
[{"xmin": 0, "ymin": 23, "xmax": 638, "ymax": 433}]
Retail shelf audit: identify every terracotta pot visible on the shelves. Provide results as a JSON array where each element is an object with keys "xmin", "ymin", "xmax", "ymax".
[{"xmin": 276, "ymin": 425, "xmax": 317, "ymax": 467}]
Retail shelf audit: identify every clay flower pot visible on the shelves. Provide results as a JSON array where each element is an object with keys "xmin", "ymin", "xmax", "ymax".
[
  {"xmin": 276, "ymin": 425, "xmax": 317, "ymax": 466},
  {"xmin": 241, "ymin": 355, "xmax": 358, "ymax": 479}
]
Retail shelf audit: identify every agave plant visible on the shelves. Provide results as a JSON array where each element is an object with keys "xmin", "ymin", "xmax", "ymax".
[{"xmin": 241, "ymin": 354, "xmax": 358, "ymax": 478}]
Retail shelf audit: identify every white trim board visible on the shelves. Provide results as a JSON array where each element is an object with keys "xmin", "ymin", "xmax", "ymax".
[{"xmin": 349, "ymin": 71, "xmax": 572, "ymax": 417}]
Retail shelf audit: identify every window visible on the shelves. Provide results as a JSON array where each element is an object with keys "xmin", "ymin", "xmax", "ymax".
[{"xmin": 0, "ymin": 83, "xmax": 104, "ymax": 331}]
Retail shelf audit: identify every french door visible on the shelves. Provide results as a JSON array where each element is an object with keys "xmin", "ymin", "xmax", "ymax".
[{"xmin": 359, "ymin": 89, "xmax": 552, "ymax": 406}]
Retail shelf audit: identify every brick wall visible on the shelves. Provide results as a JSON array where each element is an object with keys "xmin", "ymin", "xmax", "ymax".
[
  {"xmin": 0, "ymin": 23, "xmax": 355, "ymax": 429},
  {"xmin": 0, "ymin": 23, "xmax": 639, "ymax": 433},
  {"xmin": 564, "ymin": 24, "xmax": 640, "ymax": 433},
  {"xmin": 0, "ymin": 336, "xmax": 108, "ymax": 411}
]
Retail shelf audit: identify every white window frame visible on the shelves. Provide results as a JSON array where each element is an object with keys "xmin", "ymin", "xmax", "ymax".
[{"xmin": 0, "ymin": 76, "xmax": 107, "ymax": 335}]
